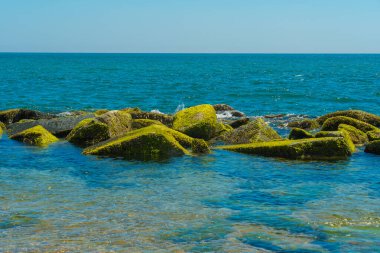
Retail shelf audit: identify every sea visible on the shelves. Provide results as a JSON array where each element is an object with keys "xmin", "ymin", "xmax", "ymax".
[{"xmin": 0, "ymin": 53, "xmax": 379, "ymax": 252}]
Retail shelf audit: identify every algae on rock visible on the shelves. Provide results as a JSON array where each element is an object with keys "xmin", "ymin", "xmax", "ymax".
[
  {"xmin": 132, "ymin": 119, "xmax": 164, "ymax": 130},
  {"xmin": 289, "ymin": 128, "xmax": 313, "ymax": 140},
  {"xmin": 217, "ymin": 137, "xmax": 353, "ymax": 160},
  {"xmin": 287, "ymin": 119, "xmax": 320, "ymax": 130},
  {"xmin": 221, "ymin": 118, "xmax": 282, "ymax": 144},
  {"xmin": 66, "ymin": 118, "xmax": 110, "ymax": 147},
  {"xmin": 173, "ymin": 104, "xmax": 218, "ymax": 140},
  {"xmin": 317, "ymin": 110, "xmax": 380, "ymax": 127},
  {"xmin": 367, "ymin": 130, "xmax": 380, "ymax": 141},
  {"xmin": 338, "ymin": 124, "xmax": 368, "ymax": 145},
  {"xmin": 321, "ymin": 116, "xmax": 377, "ymax": 133},
  {"xmin": 10, "ymin": 125, "xmax": 58, "ymax": 146}
]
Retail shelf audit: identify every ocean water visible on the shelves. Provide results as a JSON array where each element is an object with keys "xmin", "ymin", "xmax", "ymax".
[{"xmin": 0, "ymin": 53, "xmax": 380, "ymax": 252}]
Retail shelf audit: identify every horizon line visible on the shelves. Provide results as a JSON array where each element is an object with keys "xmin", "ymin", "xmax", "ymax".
[{"xmin": 1, "ymin": 52, "xmax": 380, "ymax": 55}]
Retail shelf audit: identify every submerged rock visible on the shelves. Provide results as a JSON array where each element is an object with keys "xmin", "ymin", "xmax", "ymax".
[
  {"xmin": 221, "ymin": 118, "xmax": 282, "ymax": 144},
  {"xmin": 338, "ymin": 124, "xmax": 368, "ymax": 145},
  {"xmin": 367, "ymin": 130, "xmax": 380, "ymax": 141},
  {"xmin": 7, "ymin": 114, "xmax": 95, "ymax": 137},
  {"xmin": 173, "ymin": 104, "xmax": 218, "ymax": 140},
  {"xmin": 0, "ymin": 109, "xmax": 54, "ymax": 124},
  {"xmin": 10, "ymin": 125, "xmax": 58, "ymax": 146},
  {"xmin": 287, "ymin": 119, "xmax": 320, "ymax": 130},
  {"xmin": 317, "ymin": 110, "xmax": 380, "ymax": 127},
  {"xmin": 288, "ymin": 128, "xmax": 313, "ymax": 140},
  {"xmin": 364, "ymin": 140, "xmax": 380, "ymax": 155},
  {"xmin": 217, "ymin": 137, "xmax": 353, "ymax": 160},
  {"xmin": 321, "ymin": 116, "xmax": 377, "ymax": 133}
]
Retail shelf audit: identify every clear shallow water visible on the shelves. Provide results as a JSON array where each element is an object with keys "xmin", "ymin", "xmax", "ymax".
[{"xmin": 0, "ymin": 54, "xmax": 380, "ymax": 252}]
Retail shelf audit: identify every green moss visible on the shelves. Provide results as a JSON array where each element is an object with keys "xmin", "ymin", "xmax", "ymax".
[
  {"xmin": 83, "ymin": 125, "xmax": 190, "ymax": 160},
  {"xmin": 0, "ymin": 127, "xmax": 3, "ymax": 137},
  {"xmin": 367, "ymin": 130, "xmax": 380, "ymax": 141},
  {"xmin": 173, "ymin": 104, "xmax": 218, "ymax": 140},
  {"xmin": 215, "ymin": 122, "xmax": 233, "ymax": 136},
  {"xmin": 191, "ymin": 138, "xmax": 210, "ymax": 154},
  {"xmin": 287, "ymin": 119, "xmax": 320, "ymax": 130},
  {"xmin": 18, "ymin": 119, "xmax": 35, "ymax": 123},
  {"xmin": 10, "ymin": 125, "xmax": 58, "ymax": 146},
  {"xmin": 289, "ymin": 128, "xmax": 313, "ymax": 140},
  {"xmin": 364, "ymin": 140, "xmax": 380, "ymax": 155},
  {"xmin": 132, "ymin": 119, "xmax": 164, "ymax": 130},
  {"xmin": 96, "ymin": 110, "xmax": 132, "ymax": 138},
  {"xmin": 321, "ymin": 116, "xmax": 377, "ymax": 133},
  {"xmin": 124, "ymin": 108, "xmax": 173, "ymax": 126},
  {"xmin": 317, "ymin": 110, "xmax": 380, "ymax": 127},
  {"xmin": 66, "ymin": 118, "xmax": 110, "ymax": 147},
  {"xmin": 314, "ymin": 130, "xmax": 355, "ymax": 153},
  {"xmin": 221, "ymin": 118, "xmax": 282, "ymax": 144},
  {"xmin": 0, "ymin": 122, "xmax": 5, "ymax": 130},
  {"xmin": 338, "ymin": 124, "xmax": 368, "ymax": 145},
  {"xmin": 216, "ymin": 137, "xmax": 353, "ymax": 160},
  {"xmin": 94, "ymin": 109, "xmax": 109, "ymax": 116}
]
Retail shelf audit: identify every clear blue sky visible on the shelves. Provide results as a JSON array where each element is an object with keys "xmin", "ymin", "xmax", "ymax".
[{"xmin": 1, "ymin": 0, "xmax": 379, "ymax": 53}]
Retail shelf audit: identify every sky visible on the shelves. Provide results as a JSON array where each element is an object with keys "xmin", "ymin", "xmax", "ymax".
[{"xmin": 0, "ymin": 0, "xmax": 379, "ymax": 53}]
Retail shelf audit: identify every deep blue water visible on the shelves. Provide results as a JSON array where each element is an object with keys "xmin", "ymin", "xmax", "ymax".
[{"xmin": 0, "ymin": 54, "xmax": 379, "ymax": 252}]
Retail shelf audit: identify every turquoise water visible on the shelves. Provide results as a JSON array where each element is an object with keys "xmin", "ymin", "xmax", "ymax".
[{"xmin": 1, "ymin": 54, "xmax": 380, "ymax": 252}]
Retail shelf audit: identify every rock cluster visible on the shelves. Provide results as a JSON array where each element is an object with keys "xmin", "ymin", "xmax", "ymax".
[{"xmin": 1, "ymin": 107, "xmax": 380, "ymax": 160}]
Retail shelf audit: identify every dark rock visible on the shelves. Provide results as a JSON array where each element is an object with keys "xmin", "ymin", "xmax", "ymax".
[
  {"xmin": 364, "ymin": 140, "xmax": 380, "ymax": 155},
  {"xmin": 229, "ymin": 118, "xmax": 250, "ymax": 129},
  {"xmin": 7, "ymin": 114, "xmax": 95, "ymax": 137},
  {"xmin": 0, "ymin": 109, "xmax": 54, "ymax": 124},
  {"xmin": 213, "ymin": 104, "xmax": 235, "ymax": 111},
  {"xmin": 287, "ymin": 119, "xmax": 320, "ymax": 130}
]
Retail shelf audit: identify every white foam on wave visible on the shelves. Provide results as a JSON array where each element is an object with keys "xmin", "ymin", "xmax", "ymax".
[
  {"xmin": 150, "ymin": 109, "xmax": 164, "ymax": 114},
  {"xmin": 175, "ymin": 103, "xmax": 185, "ymax": 113},
  {"xmin": 216, "ymin": 111, "xmax": 233, "ymax": 119},
  {"xmin": 57, "ymin": 111, "xmax": 73, "ymax": 117}
]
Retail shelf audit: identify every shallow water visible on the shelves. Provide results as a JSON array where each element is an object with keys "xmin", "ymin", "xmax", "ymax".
[{"xmin": 1, "ymin": 54, "xmax": 380, "ymax": 252}]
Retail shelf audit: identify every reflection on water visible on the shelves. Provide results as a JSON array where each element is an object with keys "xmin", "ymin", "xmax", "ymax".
[{"xmin": 0, "ymin": 135, "xmax": 379, "ymax": 252}]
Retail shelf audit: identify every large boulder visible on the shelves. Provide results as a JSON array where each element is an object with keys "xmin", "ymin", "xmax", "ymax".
[
  {"xmin": 173, "ymin": 104, "xmax": 218, "ymax": 140},
  {"xmin": 67, "ymin": 110, "xmax": 132, "ymax": 147},
  {"xmin": 289, "ymin": 128, "xmax": 313, "ymax": 140},
  {"xmin": 6, "ymin": 114, "xmax": 95, "ymax": 137},
  {"xmin": 66, "ymin": 118, "xmax": 110, "ymax": 147},
  {"xmin": 321, "ymin": 116, "xmax": 377, "ymax": 133},
  {"xmin": 10, "ymin": 125, "xmax": 58, "ymax": 146},
  {"xmin": 0, "ymin": 109, "xmax": 54, "ymax": 124},
  {"xmin": 287, "ymin": 119, "xmax": 320, "ymax": 130},
  {"xmin": 364, "ymin": 140, "xmax": 380, "ymax": 155},
  {"xmin": 217, "ymin": 137, "xmax": 353, "ymax": 160},
  {"xmin": 317, "ymin": 110, "xmax": 380, "ymax": 127},
  {"xmin": 96, "ymin": 110, "xmax": 132, "ymax": 137},
  {"xmin": 221, "ymin": 118, "xmax": 282, "ymax": 144},
  {"xmin": 338, "ymin": 124, "xmax": 368, "ymax": 145},
  {"xmin": 83, "ymin": 125, "xmax": 190, "ymax": 160},
  {"xmin": 314, "ymin": 130, "xmax": 355, "ymax": 153}
]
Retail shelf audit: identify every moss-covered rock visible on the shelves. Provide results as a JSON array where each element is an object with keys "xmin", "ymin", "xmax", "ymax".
[
  {"xmin": 0, "ymin": 122, "xmax": 5, "ymax": 130},
  {"xmin": 289, "ymin": 128, "xmax": 313, "ymax": 140},
  {"xmin": 317, "ymin": 110, "xmax": 380, "ymax": 127},
  {"xmin": 215, "ymin": 122, "xmax": 233, "ymax": 136},
  {"xmin": 83, "ymin": 126, "xmax": 190, "ymax": 160},
  {"xmin": 216, "ymin": 137, "xmax": 353, "ymax": 160},
  {"xmin": 338, "ymin": 124, "xmax": 368, "ymax": 145},
  {"xmin": 10, "ymin": 125, "xmax": 58, "ymax": 146},
  {"xmin": 191, "ymin": 138, "xmax": 210, "ymax": 154},
  {"xmin": 221, "ymin": 118, "xmax": 282, "ymax": 144},
  {"xmin": 287, "ymin": 119, "xmax": 320, "ymax": 130},
  {"xmin": 364, "ymin": 140, "xmax": 380, "ymax": 155},
  {"xmin": 94, "ymin": 109, "xmax": 109, "ymax": 116},
  {"xmin": 0, "ymin": 109, "xmax": 54, "ymax": 124},
  {"xmin": 132, "ymin": 119, "xmax": 164, "ymax": 130},
  {"xmin": 96, "ymin": 110, "xmax": 132, "ymax": 137},
  {"xmin": 0, "ymin": 126, "xmax": 3, "ymax": 137},
  {"xmin": 66, "ymin": 118, "xmax": 110, "ymax": 147},
  {"xmin": 314, "ymin": 130, "xmax": 355, "ymax": 153},
  {"xmin": 173, "ymin": 104, "xmax": 218, "ymax": 140},
  {"xmin": 321, "ymin": 116, "xmax": 377, "ymax": 133},
  {"xmin": 367, "ymin": 130, "xmax": 380, "ymax": 141}
]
